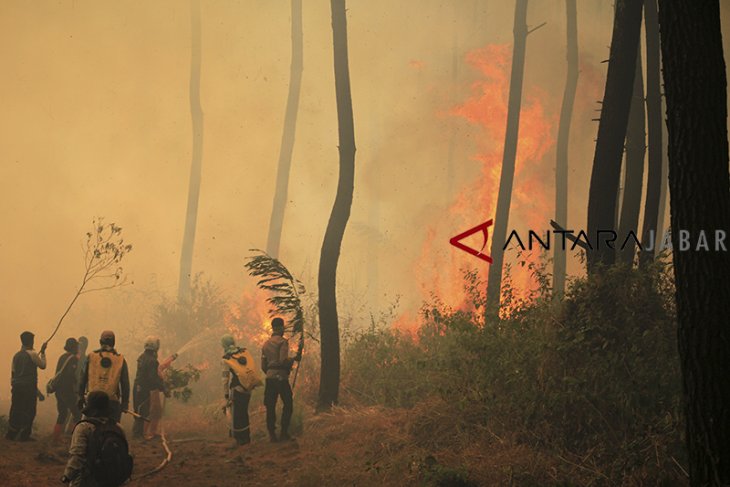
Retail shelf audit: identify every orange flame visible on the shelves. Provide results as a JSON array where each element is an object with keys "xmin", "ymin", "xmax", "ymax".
[
  {"xmin": 226, "ymin": 287, "xmax": 272, "ymax": 348},
  {"xmin": 413, "ymin": 44, "xmax": 555, "ymax": 321}
]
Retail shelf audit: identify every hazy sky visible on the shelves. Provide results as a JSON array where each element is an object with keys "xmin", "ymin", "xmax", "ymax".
[{"xmin": 1, "ymin": 0, "xmax": 726, "ymax": 390}]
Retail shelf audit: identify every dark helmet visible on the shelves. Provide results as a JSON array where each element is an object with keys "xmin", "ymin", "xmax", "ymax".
[
  {"xmin": 82, "ymin": 390, "xmax": 112, "ymax": 418},
  {"xmin": 20, "ymin": 331, "xmax": 34, "ymax": 348},
  {"xmin": 64, "ymin": 337, "xmax": 79, "ymax": 353},
  {"xmin": 271, "ymin": 317, "xmax": 285, "ymax": 333},
  {"xmin": 100, "ymin": 330, "xmax": 115, "ymax": 348}
]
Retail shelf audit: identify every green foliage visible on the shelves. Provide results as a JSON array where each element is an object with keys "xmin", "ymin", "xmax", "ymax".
[
  {"xmin": 344, "ymin": 261, "xmax": 683, "ymax": 483},
  {"xmin": 244, "ymin": 250, "xmax": 306, "ymax": 335},
  {"xmin": 164, "ymin": 364, "xmax": 202, "ymax": 402}
]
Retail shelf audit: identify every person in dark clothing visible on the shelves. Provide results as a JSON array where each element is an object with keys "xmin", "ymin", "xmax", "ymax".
[
  {"xmin": 221, "ymin": 334, "xmax": 252, "ymax": 446},
  {"xmin": 261, "ymin": 318, "xmax": 300, "ymax": 442},
  {"xmin": 53, "ymin": 338, "xmax": 81, "ymax": 442},
  {"xmin": 6, "ymin": 331, "xmax": 47, "ymax": 441},
  {"xmin": 77, "ymin": 330, "xmax": 130, "ymax": 424},
  {"xmin": 132, "ymin": 336, "xmax": 166, "ymax": 439},
  {"xmin": 62, "ymin": 390, "xmax": 132, "ymax": 486},
  {"xmin": 76, "ymin": 336, "xmax": 88, "ymax": 384}
]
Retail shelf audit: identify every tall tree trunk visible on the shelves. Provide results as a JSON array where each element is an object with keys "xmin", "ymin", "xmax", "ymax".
[
  {"xmin": 553, "ymin": 0, "xmax": 579, "ymax": 299},
  {"xmin": 586, "ymin": 0, "xmax": 643, "ymax": 271},
  {"xmin": 178, "ymin": 0, "xmax": 204, "ymax": 302},
  {"xmin": 485, "ymin": 0, "xmax": 531, "ymax": 319},
  {"xmin": 266, "ymin": 0, "xmax": 304, "ymax": 259},
  {"xmin": 639, "ymin": 0, "xmax": 663, "ymax": 265},
  {"xmin": 318, "ymin": 0, "xmax": 356, "ymax": 410},
  {"xmin": 618, "ymin": 48, "xmax": 646, "ymax": 265},
  {"xmin": 658, "ymin": 1, "xmax": 730, "ymax": 485}
]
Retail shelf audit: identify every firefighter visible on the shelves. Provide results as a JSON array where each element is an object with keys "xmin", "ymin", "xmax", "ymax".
[
  {"xmin": 53, "ymin": 337, "xmax": 81, "ymax": 442},
  {"xmin": 6, "ymin": 331, "xmax": 47, "ymax": 441},
  {"xmin": 221, "ymin": 334, "xmax": 257, "ymax": 446},
  {"xmin": 261, "ymin": 318, "xmax": 301, "ymax": 442},
  {"xmin": 78, "ymin": 330, "xmax": 130, "ymax": 424},
  {"xmin": 133, "ymin": 336, "xmax": 174, "ymax": 440}
]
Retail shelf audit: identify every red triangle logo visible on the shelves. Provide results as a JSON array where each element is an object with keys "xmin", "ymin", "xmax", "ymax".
[{"xmin": 449, "ymin": 219, "xmax": 494, "ymax": 263}]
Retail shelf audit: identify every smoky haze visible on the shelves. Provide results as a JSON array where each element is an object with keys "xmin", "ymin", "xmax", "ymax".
[{"xmin": 1, "ymin": 0, "xmax": 724, "ymax": 395}]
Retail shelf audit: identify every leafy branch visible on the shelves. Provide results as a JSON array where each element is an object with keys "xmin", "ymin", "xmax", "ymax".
[
  {"xmin": 244, "ymin": 250, "xmax": 305, "ymax": 335},
  {"xmin": 244, "ymin": 250, "xmax": 306, "ymax": 388},
  {"xmin": 45, "ymin": 218, "xmax": 133, "ymax": 344}
]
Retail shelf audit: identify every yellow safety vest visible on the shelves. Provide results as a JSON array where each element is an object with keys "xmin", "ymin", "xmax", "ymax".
[
  {"xmin": 87, "ymin": 351, "xmax": 124, "ymax": 401},
  {"xmin": 223, "ymin": 350, "xmax": 262, "ymax": 391}
]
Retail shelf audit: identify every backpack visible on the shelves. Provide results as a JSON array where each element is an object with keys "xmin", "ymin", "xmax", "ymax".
[
  {"xmin": 223, "ymin": 349, "xmax": 263, "ymax": 391},
  {"xmin": 82, "ymin": 418, "xmax": 133, "ymax": 486},
  {"xmin": 46, "ymin": 354, "xmax": 74, "ymax": 394}
]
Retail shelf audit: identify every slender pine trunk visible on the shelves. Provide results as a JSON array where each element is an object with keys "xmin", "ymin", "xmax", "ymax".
[
  {"xmin": 485, "ymin": 0, "xmax": 531, "ymax": 320},
  {"xmin": 639, "ymin": 0, "xmax": 663, "ymax": 266},
  {"xmin": 553, "ymin": 0, "xmax": 578, "ymax": 299},
  {"xmin": 266, "ymin": 0, "xmax": 304, "ymax": 259},
  {"xmin": 585, "ymin": 0, "xmax": 643, "ymax": 271},
  {"xmin": 178, "ymin": 0, "xmax": 204, "ymax": 302},
  {"xmin": 618, "ymin": 48, "xmax": 646, "ymax": 265},
  {"xmin": 318, "ymin": 0, "xmax": 356, "ymax": 410}
]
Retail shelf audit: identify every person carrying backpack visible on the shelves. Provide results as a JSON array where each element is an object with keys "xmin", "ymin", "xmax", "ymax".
[
  {"xmin": 221, "ymin": 334, "xmax": 261, "ymax": 446},
  {"xmin": 62, "ymin": 390, "xmax": 133, "ymax": 487},
  {"xmin": 78, "ymin": 330, "xmax": 130, "ymax": 424}
]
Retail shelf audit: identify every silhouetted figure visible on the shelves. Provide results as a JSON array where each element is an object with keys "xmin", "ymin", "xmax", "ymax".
[
  {"xmin": 221, "ymin": 334, "xmax": 253, "ymax": 446},
  {"xmin": 78, "ymin": 330, "xmax": 130, "ymax": 424},
  {"xmin": 261, "ymin": 318, "xmax": 300, "ymax": 442},
  {"xmin": 6, "ymin": 331, "xmax": 46, "ymax": 441},
  {"xmin": 62, "ymin": 390, "xmax": 133, "ymax": 486},
  {"xmin": 53, "ymin": 337, "xmax": 81, "ymax": 442}
]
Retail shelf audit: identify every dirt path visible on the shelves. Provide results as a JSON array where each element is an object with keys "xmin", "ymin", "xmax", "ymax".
[{"xmin": 0, "ymin": 404, "xmax": 420, "ymax": 487}]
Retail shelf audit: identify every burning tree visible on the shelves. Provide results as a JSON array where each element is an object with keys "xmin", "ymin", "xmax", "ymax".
[{"xmin": 45, "ymin": 218, "xmax": 133, "ymax": 345}]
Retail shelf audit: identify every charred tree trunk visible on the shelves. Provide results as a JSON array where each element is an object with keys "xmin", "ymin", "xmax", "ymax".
[
  {"xmin": 586, "ymin": 0, "xmax": 643, "ymax": 271},
  {"xmin": 618, "ymin": 48, "xmax": 646, "ymax": 265},
  {"xmin": 639, "ymin": 0, "xmax": 663, "ymax": 265},
  {"xmin": 266, "ymin": 0, "xmax": 304, "ymax": 259},
  {"xmin": 485, "ymin": 0, "xmax": 532, "ymax": 319},
  {"xmin": 178, "ymin": 0, "xmax": 204, "ymax": 302},
  {"xmin": 658, "ymin": 1, "xmax": 730, "ymax": 484},
  {"xmin": 553, "ymin": 0, "xmax": 578, "ymax": 299},
  {"xmin": 318, "ymin": 0, "xmax": 356, "ymax": 410}
]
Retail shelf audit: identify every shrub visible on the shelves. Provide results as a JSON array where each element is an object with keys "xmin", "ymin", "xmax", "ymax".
[{"xmin": 342, "ymin": 260, "xmax": 684, "ymax": 483}]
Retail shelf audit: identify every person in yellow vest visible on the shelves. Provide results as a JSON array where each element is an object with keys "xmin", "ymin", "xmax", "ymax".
[
  {"xmin": 77, "ymin": 330, "xmax": 130, "ymax": 424},
  {"xmin": 221, "ymin": 334, "xmax": 262, "ymax": 446}
]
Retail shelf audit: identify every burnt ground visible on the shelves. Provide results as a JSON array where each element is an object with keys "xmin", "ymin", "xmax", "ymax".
[{"xmin": 0, "ymin": 397, "xmax": 679, "ymax": 486}]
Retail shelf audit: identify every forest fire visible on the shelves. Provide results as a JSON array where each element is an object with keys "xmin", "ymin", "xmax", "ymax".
[
  {"xmin": 226, "ymin": 287, "xmax": 273, "ymax": 347},
  {"xmin": 414, "ymin": 44, "xmax": 555, "ymax": 320}
]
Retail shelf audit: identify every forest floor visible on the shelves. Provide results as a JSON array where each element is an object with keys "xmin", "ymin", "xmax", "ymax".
[{"xmin": 0, "ymin": 398, "xmax": 658, "ymax": 486}]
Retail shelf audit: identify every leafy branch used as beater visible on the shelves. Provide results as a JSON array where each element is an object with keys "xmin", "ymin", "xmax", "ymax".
[{"xmin": 44, "ymin": 217, "xmax": 133, "ymax": 346}]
